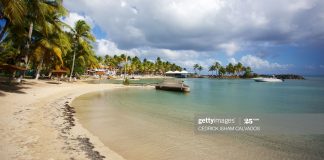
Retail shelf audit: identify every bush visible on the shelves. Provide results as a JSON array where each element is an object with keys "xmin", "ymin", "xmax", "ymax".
[{"xmin": 123, "ymin": 78, "xmax": 130, "ymax": 85}]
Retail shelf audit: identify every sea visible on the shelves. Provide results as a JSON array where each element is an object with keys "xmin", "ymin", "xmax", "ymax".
[{"xmin": 72, "ymin": 77, "xmax": 324, "ymax": 160}]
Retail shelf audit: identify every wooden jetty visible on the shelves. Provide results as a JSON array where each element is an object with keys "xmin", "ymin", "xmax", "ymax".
[{"xmin": 155, "ymin": 79, "xmax": 190, "ymax": 92}]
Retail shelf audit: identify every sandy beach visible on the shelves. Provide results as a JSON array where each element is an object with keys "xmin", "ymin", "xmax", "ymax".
[{"xmin": 0, "ymin": 79, "xmax": 136, "ymax": 160}]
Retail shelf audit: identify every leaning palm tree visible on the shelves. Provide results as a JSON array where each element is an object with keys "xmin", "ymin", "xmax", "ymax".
[
  {"xmin": 33, "ymin": 35, "xmax": 65, "ymax": 80},
  {"xmin": 33, "ymin": 16, "xmax": 71, "ymax": 80},
  {"xmin": 25, "ymin": 0, "xmax": 65, "ymax": 68},
  {"xmin": 69, "ymin": 20, "xmax": 95, "ymax": 81}
]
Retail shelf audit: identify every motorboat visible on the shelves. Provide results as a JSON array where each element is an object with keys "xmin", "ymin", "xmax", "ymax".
[{"xmin": 253, "ymin": 76, "xmax": 283, "ymax": 82}]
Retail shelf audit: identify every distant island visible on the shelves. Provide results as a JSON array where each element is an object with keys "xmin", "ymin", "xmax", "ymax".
[{"xmin": 190, "ymin": 63, "xmax": 305, "ymax": 80}]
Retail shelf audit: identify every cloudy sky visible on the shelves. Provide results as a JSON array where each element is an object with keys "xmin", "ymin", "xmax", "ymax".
[{"xmin": 63, "ymin": 0, "xmax": 324, "ymax": 75}]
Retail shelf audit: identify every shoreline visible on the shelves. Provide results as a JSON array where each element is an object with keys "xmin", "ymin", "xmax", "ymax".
[{"xmin": 0, "ymin": 79, "xmax": 151, "ymax": 159}]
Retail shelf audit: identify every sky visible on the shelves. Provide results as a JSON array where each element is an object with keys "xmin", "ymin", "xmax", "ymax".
[{"xmin": 62, "ymin": 0, "xmax": 324, "ymax": 75}]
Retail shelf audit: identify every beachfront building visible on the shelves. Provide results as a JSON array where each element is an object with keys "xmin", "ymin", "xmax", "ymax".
[
  {"xmin": 87, "ymin": 68, "xmax": 116, "ymax": 76},
  {"xmin": 165, "ymin": 70, "xmax": 189, "ymax": 78}
]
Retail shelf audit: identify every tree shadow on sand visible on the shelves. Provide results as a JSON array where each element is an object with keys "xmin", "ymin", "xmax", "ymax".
[
  {"xmin": 46, "ymin": 81, "xmax": 62, "ymax": 85},
  {"xmin": 0, "ymin": 80, "xmax": 36, "ymax": 96}
]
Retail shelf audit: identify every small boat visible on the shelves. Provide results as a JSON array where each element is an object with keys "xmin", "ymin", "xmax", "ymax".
[
  {"xmin": 253, "ymin": 76, "xmax": 283, "ymax": 82},
  {"xmin": 155, "ymin": 80, "xmax": 190, "ymax": 92}
]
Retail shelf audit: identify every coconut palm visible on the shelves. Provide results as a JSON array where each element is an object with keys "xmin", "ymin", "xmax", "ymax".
[
  {"xmin": 155, "ymin": 57, "xmax": 163, "ymax": 75},
  {"xmin": 33, "ymin": 32, "xmax": 69, "ymax": 79},
  {"xmin": 209, "ymin": 65, "xmax": 215, "ymax": 76},
  {"xmin": 226, "ymin": 63, "xmax": 234, "ymax": 75},
  {"xmin": 235, "ymin": 62, "xmax": 243, "ymax": 76},
  {"xmin": 219, "ymin": 66, "xmax": 226, "ymax": 76},
  {"xmin": 197, "ymin": 65, "xmax": 203, "ymax": 75},
  {"xmin": 24, "ymin": 0, "xmax": 66, "ymax": 68},
  {"xmin": 244, "ymin": 66, "xmax": 252, "ymax": 77},
  {"xmin": 0, "ymin": 0, "xmax": 27, "ymax": 41},
  {"xmin": 69, "ymin": 20, "xmax": 96, "ymax": 81},
  {"xmin": 214, "ymin": 62, "xmax": 221, "ymax": 75},
  {"xmin": 193, "ymin": 63, "xmax": 199, "ymax": 74},
  {"xmin": 32, "ymin": 11, "xmax": 71, "ymax": 79}
]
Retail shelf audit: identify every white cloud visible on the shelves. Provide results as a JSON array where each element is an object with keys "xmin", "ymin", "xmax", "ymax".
[
  {"xmin": 95, "ymin": 39, "xmax": 220, "ymax": 72},
  {"xmin": 63, "ymin": 0, "xmax": 324, "ymax": 51},
  {"xmin": 288, "ymin": 0, "xmax": 316, "ymax": 12},
  {"xmin": 96, "ymin": 39, "xmax": 131, "ymax": 56},
  {"xmin": 240, "ymin": 55, "xmax": 290, "ymax": 70},
  {"xmin": 121, "ymin": 1, "xmax": 127, "ymax": 7},
  {"xmin": 96, "ymin": 39, "xmax": 119, "ymax": 56},
  {"xmin": 218, "ymin": 42, "xmax": 240, "ymax": 56},
  {"xmin": 228, "ymin": 57, "xmax": 237, "ymax": 64},
  {"xmin": 95, "ymin": 40, "xmax": 292, "ymax": 72},
  {"xmin": 62, "ymin": 1, "xmax": 324, "ymax": 74},
  {"xmin": 62, "ymin": 12, "xmax": 95, "ymax": 29}
]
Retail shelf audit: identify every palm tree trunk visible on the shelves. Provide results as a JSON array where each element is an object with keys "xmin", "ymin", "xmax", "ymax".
[
  {"xmin": 69, "ymin": 46, "xmax": 77, "ymax": 82},
  {"xmin": 35, "ymin": 54, "xmax": 44, "ymax": 80},
  {"xmin": 28, "ymin": 22, "xmax": 33, "ymax": 41},
  {"xmin": 24, "ymin": 22, "xmax": 34, "ymax": 70}
]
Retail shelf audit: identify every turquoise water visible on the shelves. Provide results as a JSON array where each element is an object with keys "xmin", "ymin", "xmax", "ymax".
[
  {"xmin": 87, "ymin": 78, "xmax": 164, "ymax": 85},
  {"xmin": 73, "ymin": 77, "xmax": 324, "ymax": 160}
]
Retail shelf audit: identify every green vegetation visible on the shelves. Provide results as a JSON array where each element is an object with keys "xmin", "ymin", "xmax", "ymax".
[
  {"xmin": 193, "ymin": 64, "xmax": 204, "ymax": 76},
  {"xmin": 194, "ymin": 62, "xmax": 255, "ymax": 78},
  {"xmin": 0, "ymin": 1, "xmax": 184, "ymax": 80},
  {"xmin": 98, "ymin": 55, "xmax": 182, "ymax": 75},
  {"xmin": 122, "ymin": 78, "xmax": 130, "ymax": 85},
  {"xmin": 0, "ymin": 0, "xmax": 98, "ymax": 79}
]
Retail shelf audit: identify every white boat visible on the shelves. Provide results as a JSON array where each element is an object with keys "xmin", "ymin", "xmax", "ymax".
[{"xmin": 253, "ymin": 76, "xmax": 283, "ymax": 82}]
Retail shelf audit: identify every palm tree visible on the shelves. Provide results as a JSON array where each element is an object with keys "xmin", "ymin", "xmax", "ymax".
[
  {"xmin": 163, "ymin": 61, "xmax": 171, "ymax": 73},
  {"xmin": 226, "ymin": 63, "xmax": 234, "ymax": 75},
  {"xmin": 131, "ymin": 56, "xmax": 141, "ymax": 75},
  {"xmin": 219, "ymin": 66, "xmax": 226, "ymax": 76},
  {"xmin": 243, "ymin": 66, "xmax": 252, "ymax": 77},
  {"xmin": 197, "ymin": 65, "xmax": 203, "ymax": 75},
  {"xmin": 236, "ymin": 62, "xmax": 243, "ymax": 76},
  {"xmin": 25, "ymin": 0, "xmax": 65, "ymax": 68},
  {"xmin": 209, "ymin": 65, "xmax": 216, "ymax": 76},
  {"xmin": 0, "ymin": 0, "xmax": 27, "ymax": 41},
  {"xmin": 33, "ymin": 19, "xmax": 71, "ymax": 79},
  {"xmin": 193, "ymin": 64, "xmax": 199, "ymax": 74},
  {"xmin": 155, "ymin": 57, "xmax": 163, "ymax": 75},
  {"xmin": 214, "ymin": 62, "xmax": 221, "ymax": 75},
  {"xmin": 69, "ymin": 20, "xmax": 96, "ymax": 81},
  {"xmin": 33, "ymin": 31, "xmax": 69, "ymax": 79}
]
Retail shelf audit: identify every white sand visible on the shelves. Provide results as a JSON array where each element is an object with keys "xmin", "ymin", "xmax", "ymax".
[{"xmin": 0, "ymin": 79, "xmax": 135, "ymax": 160}]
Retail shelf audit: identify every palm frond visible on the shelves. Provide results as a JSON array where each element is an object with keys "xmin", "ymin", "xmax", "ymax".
[{"xmin": 1, "ymin": 0, "xmax": 27, "ymax": 25}]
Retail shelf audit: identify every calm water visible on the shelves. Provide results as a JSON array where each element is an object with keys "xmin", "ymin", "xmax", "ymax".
[{"xmin": 73, "ymin": 77, "xmax": 324, "ymax": 160}]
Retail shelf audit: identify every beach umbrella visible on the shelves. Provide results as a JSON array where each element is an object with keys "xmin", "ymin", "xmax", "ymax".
[
  {"xmin": 52, "ymin": 70, "xmax": 67, "ymax": 83},
  {"xmin": 0, "ymin": 64, "xmax": 27, "ymax": 72},
  {"xmin": 0, "ymin": 64, "xmax": 27, "ymax": 84}
]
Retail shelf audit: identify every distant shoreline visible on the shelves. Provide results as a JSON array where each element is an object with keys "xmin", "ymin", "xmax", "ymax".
[{"xmin": 189, "ymin": 74, "xmax": 305, "ymax": 80}]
